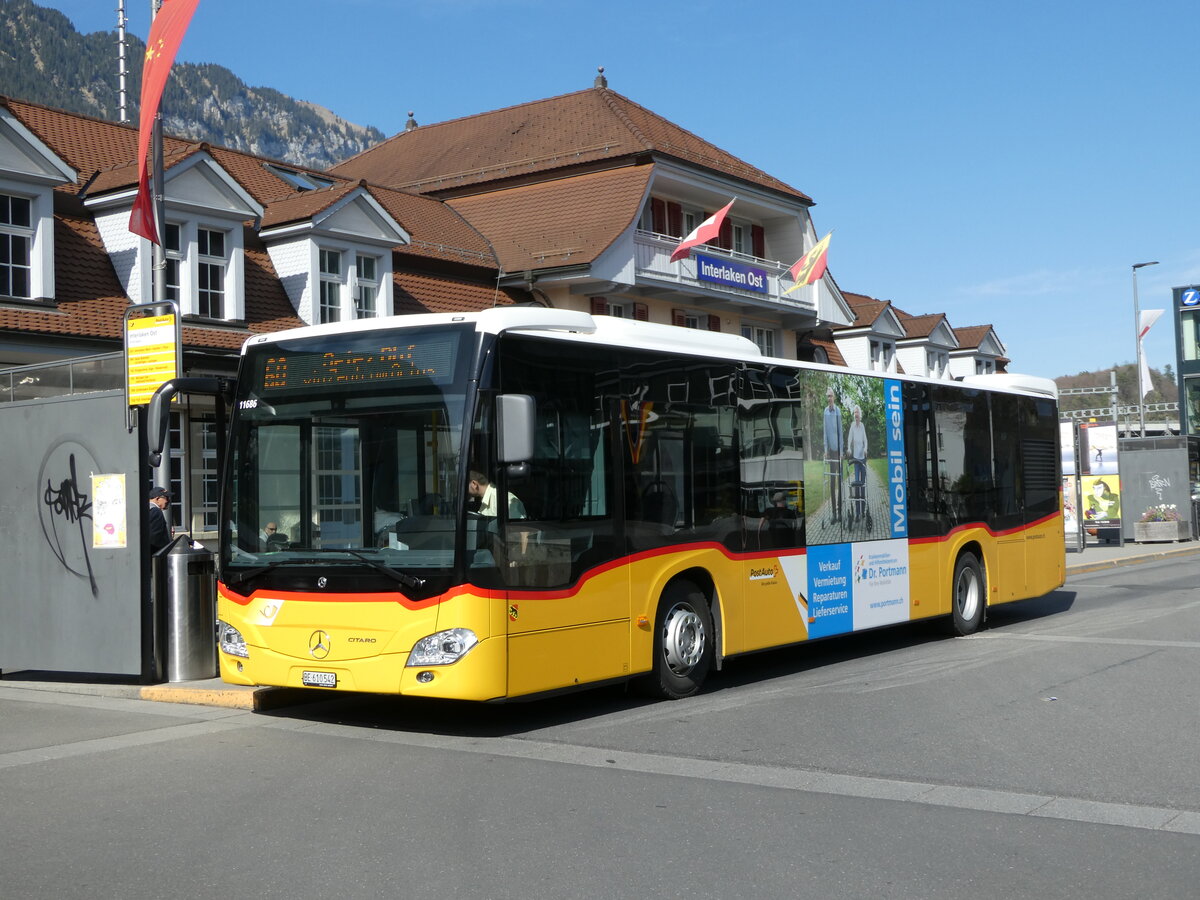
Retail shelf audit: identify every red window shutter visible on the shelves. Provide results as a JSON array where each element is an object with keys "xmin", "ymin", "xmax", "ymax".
[
  {"xmin": 591, "ymin": 297, "xmax": 608, "ymax": 316},
  {"xmin": 673, "ymin": 308, "xmax": 687, "ymax": 327},
  {"xmin": 718, "ymin": 217, "xmax": 733, "ymax": 250},
  {"xmin": 751, "ymin": 225, "xmax": 765, "ymax": 258},
  {"xmin": 633, "ymin": 302, "xmax": 649, "ymax": 321},
  {"xmin": 667, "ymin": 202, "xmax": 683, "ymax": 237},
  {"xmin": 708, "ymin": 314, "xmax": 721, "ymax": 332},
  {"xmin": 651, "ymin": 198, "xmax": 666, "ymax": 235}
]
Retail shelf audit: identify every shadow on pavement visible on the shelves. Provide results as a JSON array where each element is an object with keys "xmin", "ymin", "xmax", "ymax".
[{"xmin": 261, "ymin": 589, "xmax": 1079, "ymax": 738}]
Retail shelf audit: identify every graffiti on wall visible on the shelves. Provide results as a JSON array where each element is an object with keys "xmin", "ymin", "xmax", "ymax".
[{"xmin": 38, "ymin": 441, "xmax": 99, "ymax": 597}]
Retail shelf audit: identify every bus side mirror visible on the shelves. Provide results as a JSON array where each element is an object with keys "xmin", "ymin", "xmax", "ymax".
[
  {"xmin": 147, "ymin": 377, "xmax": 232, "ymax": 466},
  {"xmin": 497, "ymin": 393, "xmax": 535, "ymax": 464}
]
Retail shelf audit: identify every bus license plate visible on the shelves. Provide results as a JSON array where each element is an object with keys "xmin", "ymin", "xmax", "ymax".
[{"xmin": 302, "ymin": 670, "xmax": 337, "ymax": 688}]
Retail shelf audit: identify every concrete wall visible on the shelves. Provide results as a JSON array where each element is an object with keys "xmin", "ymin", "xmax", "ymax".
[{"xmin": 0, "ymin": 391, "xmax": 148, "ymax": 677}]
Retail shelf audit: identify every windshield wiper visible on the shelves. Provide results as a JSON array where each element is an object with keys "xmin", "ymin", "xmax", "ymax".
[{"xmin": 340, "ymin": 548, "xmax": 428, "ymax": 590}]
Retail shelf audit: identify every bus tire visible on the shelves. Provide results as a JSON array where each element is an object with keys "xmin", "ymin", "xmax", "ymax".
[
  {"xmin": 637, "ymin": 580, "xmax": 714, "ymax": 700},
  {"xmin": 945, "ymin": 551, "xmax": 985, "ymax": 636}
]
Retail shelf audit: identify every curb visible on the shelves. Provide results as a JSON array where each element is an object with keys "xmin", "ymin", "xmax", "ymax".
[
  {"xmin": 137, "ymin": 683, "xmax": 296, "ymax": 711},
  {"xmin": 1066, "ymin": 544, "xmax": 1200, "ymax": 576}
]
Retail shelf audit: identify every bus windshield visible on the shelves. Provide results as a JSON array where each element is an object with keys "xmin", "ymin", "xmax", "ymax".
[{"xmin": 222, "ymin": 324, "xmax": 475, "ymax": 578}]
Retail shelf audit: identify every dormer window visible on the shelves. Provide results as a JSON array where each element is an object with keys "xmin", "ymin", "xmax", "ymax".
[
  {"xmin": 354, "ymin": 254, "xmax": 378, "ymax": 317},
  {"xmin": 157, "ymin": 220, "xmax": 238, "ymax": 319},
  {"xmin": 870, "ymin": 339, "xmax": 895, "ymax": 371},
  {"xmin": 0, "ymin": 192, "xmax": 33, "ymax": 299},
  {"xmin": 197, "ymin": 228, "xmax": 227, "ymax": 318},
  {"xmin": 319, "ymin": 248, "xmax": 343, "ymax": 323},
  {"xmin": 164, "ymin": 224, "xmax": 182, "ymax": 301}
]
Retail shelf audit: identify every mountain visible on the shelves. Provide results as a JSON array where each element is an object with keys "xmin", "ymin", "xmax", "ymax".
[
  {"xmin": 0, "ymin": 0, "xmax": 384, "ymax": 170},
  {"xmin": 1055, "ymin": 363, "xmax": 1177, "ymax": 413}
]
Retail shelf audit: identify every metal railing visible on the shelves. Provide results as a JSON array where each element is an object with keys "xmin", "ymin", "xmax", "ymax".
[{"xmin": 0, "ymin": 352, "xmax": 125, "ymax": 403}]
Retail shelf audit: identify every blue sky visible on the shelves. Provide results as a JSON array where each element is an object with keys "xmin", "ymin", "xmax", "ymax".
[{"xmin": 43, "ymin": 0, "xmax": 1200, "ymax": 381}]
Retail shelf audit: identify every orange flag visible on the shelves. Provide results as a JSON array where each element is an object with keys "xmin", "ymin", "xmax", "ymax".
[
  {"xmin": 128, "ymin": 0, "xmax": 202, "ymax": 245},
  {"xmin": 784, "ymin": 231, "xmax": 831, "ymax": 295}
]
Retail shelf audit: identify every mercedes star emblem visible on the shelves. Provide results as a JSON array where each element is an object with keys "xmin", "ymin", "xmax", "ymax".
[{"xmin": 309, "ymin": 630, "xmax": 331, "ymax": 659}]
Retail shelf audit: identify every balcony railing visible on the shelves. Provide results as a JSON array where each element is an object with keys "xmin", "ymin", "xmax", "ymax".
[{"xmin": 634, "ymin": 230, "xmax": 817, "ymax": 312}]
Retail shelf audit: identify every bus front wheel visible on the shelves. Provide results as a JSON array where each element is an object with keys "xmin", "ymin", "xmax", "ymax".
[
  {"xmin": 945, "ymin": 552, "xmax": 985, "ymax": 636},
  {"xmin": 637, "ymin": 581, "xmax": 714, "ymax": 700}
]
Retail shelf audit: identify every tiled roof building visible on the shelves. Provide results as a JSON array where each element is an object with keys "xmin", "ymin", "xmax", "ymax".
[{"xmin": 0, "ymin": 76, "xmax": 1007, "ymax": 533}]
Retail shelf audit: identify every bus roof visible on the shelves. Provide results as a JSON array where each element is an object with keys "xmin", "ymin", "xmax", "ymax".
[
  {"xmin": 241, "ymin": 308, "xmax": 762, "ymax": 360},
  {"xmin": 241, "ymin": 309, "xmax": 1053, "ymax": 397}
]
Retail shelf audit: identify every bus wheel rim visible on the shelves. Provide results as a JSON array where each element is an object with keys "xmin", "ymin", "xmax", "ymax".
[
  {"xmin": 957, "ymin": 567, "xmax": 980, "ymax": 621},
  {"xmin": 663, "ymin": 603, "xmax": 705, "ymax": 674}
]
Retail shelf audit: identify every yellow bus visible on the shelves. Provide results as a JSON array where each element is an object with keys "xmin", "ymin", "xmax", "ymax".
[{"xmin": 214, "ymin": 308, "xmax": 1064, "ymax": 700}]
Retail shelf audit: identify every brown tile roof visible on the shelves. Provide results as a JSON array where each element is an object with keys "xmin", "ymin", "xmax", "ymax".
[
  {"xmin": 393, "ymin": 269, "xmax": 523, "ymax": 315},
  {"xmin": 952, "ymin": 325, "xmax": 994, "ymax": 350},
  {"xmin": 898, "ymin": 312, "xmax": 946, "ymax": 340},
  {"xmin": 810, "ymin": 339, "xmax": 847, "ymax": 367},
  {"xmin": 333, "ymin": 88, "xmax": 811, "ymax": 202},
  {"xmin": 446, "ymin": 166, "xmax": 651, "ymax": 272},
  {"xmin": 258, "ymin": 180, "xmax": 363, "ymax": 228},
  {"xmin": 839, "ymin": 291, "xmax": 893, "ymax": 328}
]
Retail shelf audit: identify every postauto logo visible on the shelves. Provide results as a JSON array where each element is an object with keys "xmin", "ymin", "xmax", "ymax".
[{"xmin": 749, "ymin": 564, "xmax": 779, "ymax": 582}]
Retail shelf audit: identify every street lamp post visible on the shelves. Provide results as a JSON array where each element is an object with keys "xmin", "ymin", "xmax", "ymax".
[{"xmin": 1132, "ymin": 261, "xmax": 1159, "ymax": 437}]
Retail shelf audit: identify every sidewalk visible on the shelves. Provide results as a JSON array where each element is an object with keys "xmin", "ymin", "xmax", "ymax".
[
  {"xmin": 1065, "ymin": 536, "xmax": 1200, "ymax": 575},
  {"xmin": 5, "ymin": 538, "xmax": 1198, "ymax": 711}
]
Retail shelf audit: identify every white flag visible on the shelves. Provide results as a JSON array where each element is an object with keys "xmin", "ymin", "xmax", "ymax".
[{"xmin": 1138, "ymin": 308, "xmax": 1165, "ymax": 399}]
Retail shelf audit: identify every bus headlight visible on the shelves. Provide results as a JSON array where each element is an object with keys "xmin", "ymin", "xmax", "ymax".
[
  {"xmin": 218, "ymin": 620, "xmax": 249, "ymax": 658},
  {"xmin": 406, "ymin": 628, "xmax": 478, "ymax": 666}
]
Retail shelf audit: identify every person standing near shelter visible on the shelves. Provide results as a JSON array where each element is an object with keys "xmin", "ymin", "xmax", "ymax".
[
  {"xmin": 148, "ymin": 486, "xmax": 172, "ymax": 553},
  {"xmin": 822, "ymin": 388, "xmax": 844, "ymax": 523}
]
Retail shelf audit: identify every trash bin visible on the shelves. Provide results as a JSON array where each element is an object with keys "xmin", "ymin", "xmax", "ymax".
[{"xmin": 159, "ymin": 538, "xmax": 218, "ymax": 682}]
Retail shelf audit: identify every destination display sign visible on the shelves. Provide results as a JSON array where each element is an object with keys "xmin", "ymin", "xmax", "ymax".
[{"xmin": 256, "ymin": 337, "xmax": 458, "ymax": 393}]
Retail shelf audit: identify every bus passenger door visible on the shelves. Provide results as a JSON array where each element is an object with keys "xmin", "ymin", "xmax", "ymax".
[
  {"xmin": 737, "ymin": 365, "xmax": 808, "ymax": 652},
  {"xmin": 991, "ymin": 394, "xmax": 1025, "ymax": 601}
]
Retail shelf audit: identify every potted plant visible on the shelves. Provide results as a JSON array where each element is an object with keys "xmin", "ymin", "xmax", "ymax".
[{"xmin": 1133, "ymin": 504, "xmax": 1188, "ymax": 542}]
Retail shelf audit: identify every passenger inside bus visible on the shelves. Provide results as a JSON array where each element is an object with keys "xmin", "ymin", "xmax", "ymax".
[{"xmin": 467, "ymin": 469, "xmax": 527, "ymax": 519}]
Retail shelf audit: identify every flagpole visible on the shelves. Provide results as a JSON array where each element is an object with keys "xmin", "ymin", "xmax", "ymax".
[
  {"xmin": 1132, "ymin": 260, "xmax": 1158, "ymax": 437},
  {"xmin": 150, "ymin": 0, "xmax": 166, "ymax": 306}
]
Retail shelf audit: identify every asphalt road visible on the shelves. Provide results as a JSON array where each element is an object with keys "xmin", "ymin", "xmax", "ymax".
[{"xmin": 2, "ymin": 556, "xmax": 1199, "ymax": 899}]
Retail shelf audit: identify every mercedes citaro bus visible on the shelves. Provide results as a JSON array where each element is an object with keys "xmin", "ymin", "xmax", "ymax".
[{"xmin": 207, "ymin": 308, "xmax": 1063, "ymax": 700}]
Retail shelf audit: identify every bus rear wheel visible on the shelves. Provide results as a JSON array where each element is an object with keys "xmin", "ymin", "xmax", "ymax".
[
  {"xmin": 945, "ymin": 551, "xmax": 985, "ymax": 636},
  {"xmin": 637, "ymin": 581, "xmax": 714, "ymax": 700}
]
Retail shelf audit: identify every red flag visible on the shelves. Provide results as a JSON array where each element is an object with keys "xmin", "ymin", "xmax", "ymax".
[
  {"xmin": 128, "ymin": 0, "xmax": 202, "ymax": 244},
  {"xmin": 669, "ymin": 199, "xmax": 735, "ymax": 263},
  {"xmin": 783, "ymin": 231, "xmax": 831, "ymax": 295}
]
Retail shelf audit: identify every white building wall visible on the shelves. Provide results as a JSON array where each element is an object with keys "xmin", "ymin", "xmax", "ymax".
[
  {"xmin": 896, "ymin": 346, "xmax": 927, "ymax": 378},
  {"xmin": 835, "ymin": 335, "xmax": 871, "ymax": 370},
  {"xmin": 94, "ymin": 208, "xmax": 144, "ymax": 303},
  {"xmin": 266, "ymin": 237, "xmax": 312, "ymax": 322}
]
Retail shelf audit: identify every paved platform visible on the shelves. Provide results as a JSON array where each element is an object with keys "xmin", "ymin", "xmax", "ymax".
[{"xmin": 5, "ymin": 539, "xmax": 1198, "ymax": 711}]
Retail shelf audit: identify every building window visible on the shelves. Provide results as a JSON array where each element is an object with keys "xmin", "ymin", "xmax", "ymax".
[
  {"xmin": 870, "ymin": 339, "xmax": 894, "ymax": 371},
  {"xmin": 732, "ymin": 224, "xmax": 746, "ymax": 255},
  {"xmin": 163, "ymin": 223, "xmax": 182, "ymax": 302},
  {"xmin": 927, "ymin": 350, "xmax": 949, "ymax": 378},
  {"xmin": 263, "ymin": 163, "xmax": 334, "ymax": 192},
  {"xmin": 975, "ymin": 359, "xmax": 995, "ymax": 375},
  {"xmin": 197, "ymin": 228, "xmax": 226, "ymax": 318},
  {"xmin": 319, "ymin": 248, "xmax": 343, "ymax": 324},
  {"xmin": 353, "ymin": 254, "xmax": 378, "ymax": 318},
  {"xmin": 0, "ymin": 193, "xmax": 33, "ymax": 299},
  {"xmin": 742, "ymin": 325, "xmax": 775, "ymax": 356}
]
